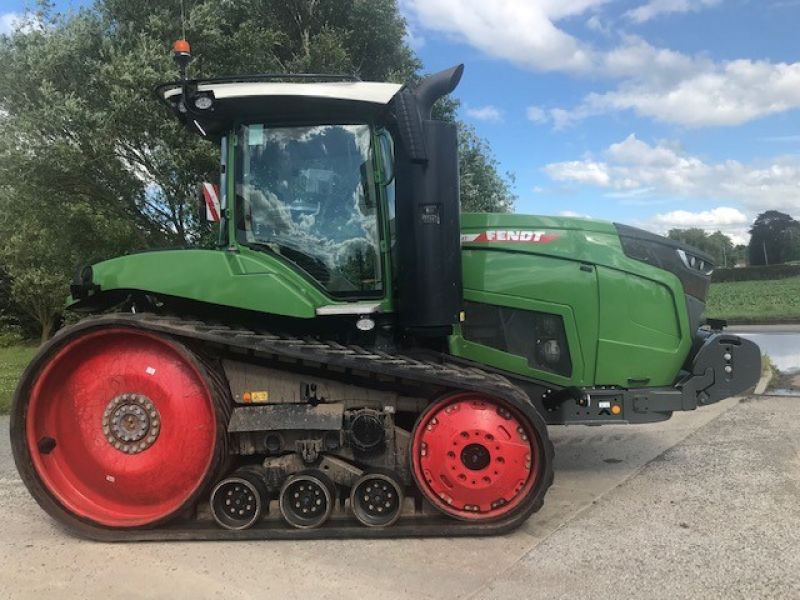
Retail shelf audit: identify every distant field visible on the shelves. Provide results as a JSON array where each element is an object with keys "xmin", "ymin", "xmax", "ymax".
[
  {"xmin": 0, "ymin": 345, "xmax": 37, "ymax": 415},
  {"xmin": 707, "ymin": 276, "xmax": 800, "ymax": 323}
]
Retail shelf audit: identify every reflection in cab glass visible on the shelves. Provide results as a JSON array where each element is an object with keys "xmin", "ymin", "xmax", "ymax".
[{"xmin": 236, "ymin": 123, "xmax": 381, "ymax": 297}]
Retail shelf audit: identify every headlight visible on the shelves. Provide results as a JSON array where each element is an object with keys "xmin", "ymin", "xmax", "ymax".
[
  {"xmin": 539, "ymin": 339, "xmax": 561, "ymax": 364},
  {"xmin": 676, "ymin": 249, "xmax": 713, "ymax": 275}
]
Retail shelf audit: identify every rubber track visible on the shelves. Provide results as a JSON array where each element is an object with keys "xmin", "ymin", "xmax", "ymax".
[{"xmin": 12, "ymin": 313, "xmax": 555, "ymax": 541}]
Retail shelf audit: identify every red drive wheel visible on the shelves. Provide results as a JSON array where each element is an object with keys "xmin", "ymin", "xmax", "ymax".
[
  {"xmin": 20, "ymin": 327, "xmax": 221, "ymax": 528},
  {"xmin": 411, "ymin": 392, "xmax": 544, "ymax": 521}
]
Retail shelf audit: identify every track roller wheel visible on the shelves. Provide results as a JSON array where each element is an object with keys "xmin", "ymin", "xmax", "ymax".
[
  {"xmin": 411, "ymin": 391, "xmax": 548, "ymax": 522},
  {"xmin": 12, "ymin": 326, "xmax": 227, "ymax": 529},
  {"xmin": 279, "ymin": 470, "xmax": 335, "ymax": 529},
  {"xmin": 350, "ymin": 471, "xmax": 404, "ymax": 528},
  {"xmin": 210, "ymin": 467, "xmax": 268, "ymax": 530}
]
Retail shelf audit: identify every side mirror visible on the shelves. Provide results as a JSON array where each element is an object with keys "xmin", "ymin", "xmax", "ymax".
[
  {"xmin": 199, "ymin": 182, "xmax": 221, "ymax": 223},
  {"xmin": 358, "ymin": 162, "xmax": 375, "ymax": 212},
  {"xmin": 377, "ymin": 130, "xmax": 394, "ymax": 185}
]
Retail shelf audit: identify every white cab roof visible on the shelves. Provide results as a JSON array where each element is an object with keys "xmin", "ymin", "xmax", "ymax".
[{"xmin": 164, "ymin": 81, "xmax": 403, "ymax": 105}]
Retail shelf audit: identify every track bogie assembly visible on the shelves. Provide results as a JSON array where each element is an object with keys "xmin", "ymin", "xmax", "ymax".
[{"xmin": 11, "ymin": 314, "xmax": 554, "ymax": 541}]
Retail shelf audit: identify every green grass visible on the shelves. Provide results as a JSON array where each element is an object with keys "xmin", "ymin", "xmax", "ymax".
[
  {"xmin": 0, "ymin": 345, "xmax": 37, "ymax": 415},
  {"xmin": 707, "ymin": 276, "xmax": 800, "ymax": 323}
]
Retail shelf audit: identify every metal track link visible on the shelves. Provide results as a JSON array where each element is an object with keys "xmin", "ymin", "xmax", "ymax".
[{"xmin": 24, "ymin": 313, "xmax": 555, "ymax": 542}]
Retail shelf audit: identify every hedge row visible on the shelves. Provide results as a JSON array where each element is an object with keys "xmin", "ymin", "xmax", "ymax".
[{"xmin": 712, "ymin": 264, "xmax": 800, "ymax": 283}]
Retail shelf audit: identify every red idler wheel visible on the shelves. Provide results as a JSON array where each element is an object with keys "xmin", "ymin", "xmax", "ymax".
[
  {"xmin": 22, "ymin": 327, "xmax": 221, "ymax": 528},
  {"xmin": 411, "ymin": 392, "xmax": 541, "ymax": 521}
]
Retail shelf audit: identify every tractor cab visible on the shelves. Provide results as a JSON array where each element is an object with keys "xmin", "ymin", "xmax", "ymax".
[
  {"xmin": 159, "ymin": 77, "xmax": 399, "ymax": 299},
  {"xmin": 158, "ymin": 52, "xmax": 466, "ymax": 336}
]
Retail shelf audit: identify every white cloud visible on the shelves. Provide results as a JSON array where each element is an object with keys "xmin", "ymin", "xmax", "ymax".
[
  {"xmin": 547, "ymin": 159, "xmax": 612, "ymax": 186},
  {"xmin": 649, "ymin": 207, "xmax": 750, "ymax": 243},
  {"xmin": 548, "ymin": 108, "xmax": 577, "ymax": 129},
  {"xmin": 404, "ymin": 28, "xmax": 426, "ymax": 51},
  {"xmin": 526, "ymin": 106, "xmax": 548, "ymax": 124},
  {"xmin": 760, "ymin": 135, "xmax": 800, "ymax": 143},
  {"xmin": 651, "ymin": 207, "xmax": 748, "ymax": 228},
  {"xmin": 0, "ymin": 12, "xmax": 21, "ymax": 34},
  {"xmin": 625, "ymin": 0, "xmax": 721, "ymax": 24},
  {"xmin": 401, "ymin": 0, "xmax": 603, "ymax": 73},
  {"xmin": 598, "ymin": 35, "xmax": 704, "ymax": 81},
  {"xmin": 465, "ymin": 105, "xmax": 504, "ymax": 122},
  {"xmin": 604, "ymin": 186, "xmax": 656, "ymax": 199},
  {"xmin": 544, "ymin": 134, "xmax": 800, "ymax": 216},
  {"xmin": 581, "ymin": 55, "xmax": 800, "ymax": 127},
  {"xmin": 402, "ymin": 0, "xmax": 800, "ymax": 128},
  {"xmin": 1, "ymin": 11, "xmax": 44, "ymax": 35},
  {"xmin": 585, "ymin": 15, "xmax": 612, "ymax": 35}
]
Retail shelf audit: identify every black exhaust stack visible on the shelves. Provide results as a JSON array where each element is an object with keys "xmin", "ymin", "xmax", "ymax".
[
  {"xmin": 391, "ymin": 65, "xmax": 464, "ymax": 337},
  {"xmin": 414, "ymin": 64, "xmax": 464, "ymax": 120}
]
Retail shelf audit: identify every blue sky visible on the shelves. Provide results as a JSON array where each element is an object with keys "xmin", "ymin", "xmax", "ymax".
[
  {"xmin": 3, "ymin": 0, "xmax": 799, "ymax": 242},
  {"xmin": 401, "ymin": 0, "xmax": 800, "ymax": 243}
]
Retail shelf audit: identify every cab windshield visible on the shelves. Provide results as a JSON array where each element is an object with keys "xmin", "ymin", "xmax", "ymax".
[{"xmin": 235, "ymin": 123, "xmax": 382, "ymax": 297}]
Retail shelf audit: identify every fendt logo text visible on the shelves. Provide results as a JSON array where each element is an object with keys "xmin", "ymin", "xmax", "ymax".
[{"xmin": 461, "ymin": 230, "xmax": 560, "ymax": 244}]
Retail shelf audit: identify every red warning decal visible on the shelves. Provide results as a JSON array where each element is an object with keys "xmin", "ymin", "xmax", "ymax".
[
  {"xmin": 460, "ymin": 230, "xmax": 559, "ymax": 244},
  {"xmin": 201, "ymin": 182, "xmax": 221, "ymax": 223}
]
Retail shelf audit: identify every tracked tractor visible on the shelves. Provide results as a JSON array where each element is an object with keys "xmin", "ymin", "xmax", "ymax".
[{"xmin": 10, "ymin": 42, "xmax": 760, "ymax": 540}]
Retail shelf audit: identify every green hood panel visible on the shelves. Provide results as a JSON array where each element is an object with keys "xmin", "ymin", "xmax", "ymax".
[
  {"xmin": 460, "ymin": 213, "xmax": 622, "ymax": 266},
  {"xmin": 73, "ymin": 249, "xmax": 334, "ymax": 318},
  {"xmin": 455, "ymin": 213, "xmax": 693, "ymax": 389},
  {"xmin": 460, "ymin": 213, "xmax": 676, "ymax": 281}
]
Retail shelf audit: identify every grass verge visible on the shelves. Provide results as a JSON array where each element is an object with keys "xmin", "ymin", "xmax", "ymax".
[
  {"xmin": 0, "ymin": 345, "xmax": 37, "ymax": 415},
  {"xmin": 706, "ymin": 276, "xmax": 800, "ymax": 323}
]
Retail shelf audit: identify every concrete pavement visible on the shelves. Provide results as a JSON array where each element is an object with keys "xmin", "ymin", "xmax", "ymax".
[
  {"xmin": 477, "ymin": 395, "xmax": 800, "ymax": 600},
  {"xmin": 1, "ymin": 395, "xmax": 798, "ymax": 599}
]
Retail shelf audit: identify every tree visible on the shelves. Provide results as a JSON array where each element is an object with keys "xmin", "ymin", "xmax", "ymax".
[
  {"xmin": 667, "ymin": 228, "xmax": 734, "ymax": 267},
  {"xmin": 0, "ymin": 179, "xmax": 141, "ymax": 342},
  {"xmin": 707, "ymin": 231, "xmax": 735, "ymax": 267},
  {"xmin": 432, "ymin": 96, "xmax": 516, "ymax": 213},
  {"xmin": 0, "ymin": 1, "xmax": 516, "ymax": 341},
  {"xmin": 748, "ymin": 210, "xmax": 800, "ymax": 266},
  {"xmin": 458, "ymin": 124, "xmax": 516, "ymax": 212},
  {"xmin": 731, "ymin": 244, "xmax": 748, "ymax": 267},
  {"xmin": 667, "ymin": 228, "xmax": 708, "ymax": 251},
  {"xmin": 0, "ymin": 268, "xmax": 37, "ymax": 338}
]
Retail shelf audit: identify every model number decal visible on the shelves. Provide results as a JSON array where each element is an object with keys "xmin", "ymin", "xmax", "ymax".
[{"xmin": 460, "ymin": 230, "xmax": 559, "ymax": 244}]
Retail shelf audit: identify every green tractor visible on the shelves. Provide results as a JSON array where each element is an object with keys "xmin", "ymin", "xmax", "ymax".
[{"xmin": 10, "ymin": 42, "xmax": 760, "ymax": 540}]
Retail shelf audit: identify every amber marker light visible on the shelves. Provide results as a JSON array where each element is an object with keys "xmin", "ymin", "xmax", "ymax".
[
  {"xmin": 172, "ymin": 39, "xmax": 192, "ymax": 81},
  {"xmin": 173, "ymin": 39, "xmax": 191, "ymax": 54},
  {"xmin": 611, "ymin": 404, "xmax": 622, "ymax": 416}
]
